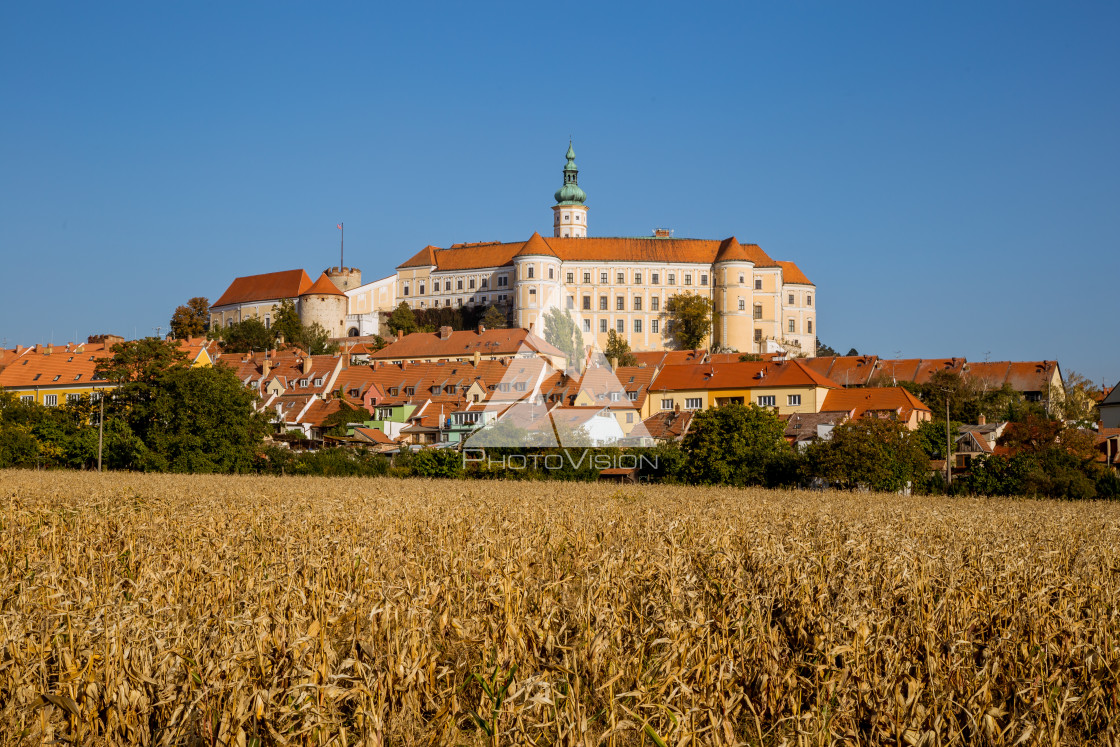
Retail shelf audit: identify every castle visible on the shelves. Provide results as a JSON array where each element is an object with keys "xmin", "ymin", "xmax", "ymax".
[{"xmin": 211, "ymin": 143, "xmax": 817, "ymax": 355}]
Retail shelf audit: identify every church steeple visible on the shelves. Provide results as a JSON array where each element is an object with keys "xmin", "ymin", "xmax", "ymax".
[{"xmin": 552, "ymin": 141, "xmax": 588, "ymax": 237}]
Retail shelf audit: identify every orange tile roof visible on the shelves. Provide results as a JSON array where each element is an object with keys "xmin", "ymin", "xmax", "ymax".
[
  {"xmin": 516, "ymin": 232, "xmax": 558, "ymax": 257},
  {"xmin": 803, "ymin": 356, "xmax": 879, "ymax": 386},
  {"xmin": 821, "ymin": 387, "xmax": 932, "ymax": 418},
  {"xmin": 396, "ymin": 235, "xmax": 795, "ymax": 272},
  {"xmin": 630, "ymin": 349, "xmax": 707, "ymax": 368},
  {"xmin": 775, "ymin": 261, "xmax": 813, "ymax": 285},
  {"xmin": 213, "ymin": 269, "xmax": 313, "ymax": 307},
  {"xmin": 0, "ymin": 339, "xmax": 210, "ymax": 390},
  {"xmin": 353, "ymin": 426, "xmax": 395, "ymax": 444},
  {"xmin": 304, "ymin": 272, "xmax": 346, "ymax": 296},
  {"xmin": 642, "ymin": 410, "xmax": 694, "ymax": 441},
  {"xmin": 713, "ymin": 236, "xmax": 751, "ymax": 263},
  {"xmin": 370, "ymin": 328, "xmax": 565, "ymax": 361},
  {"xmin": 650, "ymin": 360, "xmax": 840, "ymax": 392},
  {"xmin": 964, "ymin": 361, "xmax": 1061, "ymax": 393}
]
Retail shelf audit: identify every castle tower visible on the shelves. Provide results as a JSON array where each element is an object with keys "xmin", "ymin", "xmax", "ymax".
[
  {"xmin": 299, "ymin": 272, "xmax": 349, "ymax": 338},
  {"xmin": 712, "ymin": 237, "xmax": 756, "ymax": 353},
  {"xmin": 552, "ymin": 142, "xmax": 588, "ymax": 238},
  {"xmin": 325, "ymin": 266, "xmax": 362, "ymax": 292},
  {"xmin": 512, "ymin": 232, "xmax": 563, "ymax": 334}
]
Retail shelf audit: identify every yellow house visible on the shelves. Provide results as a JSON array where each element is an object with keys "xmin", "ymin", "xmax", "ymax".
[
  {"xmin": 0, "ymin": 338, "xmax": 216, "ymax": 406},
  {"xmin": 644, "ymin": 360, "xmax": 840, "ymax": 419}
]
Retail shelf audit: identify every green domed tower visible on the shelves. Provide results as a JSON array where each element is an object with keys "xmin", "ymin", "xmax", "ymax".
[{"xmin": 552, "ymin": 141, "xmax": 588, "ymax": 238}]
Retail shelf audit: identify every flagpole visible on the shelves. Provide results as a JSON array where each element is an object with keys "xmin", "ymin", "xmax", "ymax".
[{"xmin": 339, "ymin": 222, "xmax": 344, "ymax": 268}]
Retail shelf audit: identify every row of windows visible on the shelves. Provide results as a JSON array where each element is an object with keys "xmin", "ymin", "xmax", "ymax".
[
  {"xmin": 569, "ymin": 295, "xmax": 663, "ymax": 312},
  {"xmin": 660, "ymin": 393, "xmax": 803, "ymax": 411},
  {"xmin": 402, "ymin": 276, "xmax": 509, "ymax": 296},
  {"xmin": 560, "ymin": 270, "xmax": 708, "ymax": 286},
  {"xmin": 413, "ymin": 294, "xmax": 509, "ymax": 309}
]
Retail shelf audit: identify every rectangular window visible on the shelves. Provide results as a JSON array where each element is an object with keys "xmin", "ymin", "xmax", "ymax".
[
  {"xmin": 738, "ymin": 298, "xmax": 745, "ymax": 310},
  {"xmin": 661, "ymin": 398, "xmax": 674, "ymax": 410},
  {"xmin": 566, "ymin": 272, "xmax": 574, "ymax": 283},
  {"xmin": 481, "ymin": 278, "xmax": 488, "ymax": 288},
  {"xmin": 583, "ymin": 295, "xmax": 591, "ymax": 310},
  {"xmin": 755, "ymin": 329, "xmax": 763, "ymax": 342},
  {"xmin": 469, "ymin": 278, "xmax": 475, "ymax": 289},
  {"xmin": 626, "ymin": 412, "xmax": 634, "ymax": 424},
  {"xmin": 21, "ymin": 395, "xmax": 33, "ymax": 404},
  {"xmin": 634, "ymin": 319, "xmax": 642, "ymax": 333},
  {"xmin": 527, "ymin": 267, "xmax": 534, "ymax": 279},
  {"xmin": 616, "ymin": 319, "xmax": 624, "ymax": 333},
  {"xmin": 700, "ymin": 273, "xmax": 708, "ymax": 286},
  {"xmin": 548, "ymin": 267, "xmax": 554, "ymax": 279},
  {"xmin": 650, "ymin": 296, "xmax": 659, "ymax": 311},
  {"xmin": 788, "ymin": 319, "xmax": 796, "ymax": 333},
  {"xmin": 616, "ymin": 296, "xmax": 625, "ymax": 310},
  {"xmin": 807, "ymin": 319, "xmax": 813, "ymax": 334},
  {"xmin": 807, "ymin": 294, "xmax": 812, "ymax": 306},
  {"xmin": 498, "ymin": 275, "xmax": 508, "ymax": 287},
  {"xmin": 566, "ymin": 296, "xmax": 574, "ymax": 309},
  {"xmin": 634, "ymin": 272, "xmax": 641, "ymax": 284},
  {"xmin": 454, "ymin": 279, "xmax": 462, "ymax": 290},
  {"xmin": 583, "ymin": 319, "xmax": 590, "ymax": 332},
  {"xmin": 753, "ymin": 304, "xmax": 763, "ymax": 320},
  {"xmin": 600, "ymin": 296, "xmax": 608, "ymax": 310},
  {"xmin": 755, "ymin": 278, "xmax": 762, "ymax": 290},
  {"xmin": 314, "ymin": 377, "xmax": 323, "ymax": 387},
  {"xmin": 403, "ymin": 284, "xmax": 410, "ymax": 296},
  {"xmin": 264, "ymin": 315, "xmax": 271, "ymax": 329},
  {"xmin": 651, "ymin": 272, "xmax": 659, "ymax": 284},
  {"xmin": 583, "ymin": 272, "xmax": 591, "ymax": 283},
  {"xmin": 787, "ymin": 394, "xmax": 802, "ymax": 406},
  {"xmin": 600, "ymin": 271, "xmax": 608, "ymax": 284},
  {"xmin": 600, "ymin": 319, "xmax": 608, "ymax": 333},
  {"xmin": 617, "ymin": 272, "xmax": 625, "ymax": 284},
  {"xmin": 739, "ymin": 273, "xmax": 745, "ymax": 284},
  {"xmin": 299, "ymin": 379, "xmax": 308, "ymax": 387},
  {"xmin": 757, "ymin": 395, "xmax": 776, "ymax": 407},
  {"xmin": 627, "ymin": 391, "xmax": 637, "ymax": 401},
  {"xmin": 67, "ymin": 393, "xmax": 81, "ymax": 404},
  {"xmin": 685, "ymin": 397, "xmax": 702, "ymax": 410},
  {"xmin": 788, "ymin": 293, "xmax": 795, "ymax": 305},
  {"xmin": 684, "ymin": 274, "xmax": 692, "ymax": 285},
  {"xmin": 44, "ymin": 394, "xmax": 58, "ymax": 406},
  {"xmin": 633, "ymin": 297, "xmax": 642, "ymax": 311},
  {"xmin": 442, "ymin": 281, "xmax": 450, "ymax": 291},
  {"xmin": 668, "ymin": 273, "xmax": 676, "ymax": 285},
  {"xmin": 651, "ymin": 319, "xmax": 659, "ymax": 333}
]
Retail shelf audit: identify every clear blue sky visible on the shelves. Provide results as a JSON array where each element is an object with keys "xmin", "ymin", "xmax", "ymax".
[{"xmin": 2, "ymin": 2, "xmax": 1117, "ymax": 383}]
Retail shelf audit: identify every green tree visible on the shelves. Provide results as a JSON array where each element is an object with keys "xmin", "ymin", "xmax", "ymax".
[
  {"xmin": 95, "ymin": 338, "xmax": 189, "ymax": 411},
  {"xmin": 543, "ymin": 306, "xmax": 585, "ymax": 371},
  {"xmin": 679, "ymin": 402, "xmax": 790, "ymax": 486},
  {"xmin": 1060, "ymin": 370, "xmax": 1102, "ymax": 425},
  {"xmin": 738, "ymin": 353, "xmax": 763, "ymax": 362},
  {"xmin": 604, "ymin": 329, "xmax": 637, "ymax": 367},
  {"xmin": 141, "ymin": 365, "xmax": 269, "ymax": 473},
  {"xmin": 481, "ymin": 305, "xmax": 508, "ymax": 330},
  {"xmin": 386, "ymin": 301, "xmax": 418, "ymax": 336},
  {"xmin": 300, "ymin": 322, "xmax": 338, "ymax": 355},
  {"xmin": 807, "ymin": 418, "xmax": 929, "ymax": 492},
  {"xmin": 169, "ymin": 296, "xmax": 210, "ymax": 339},
  {"xmin": 272, "ymin": 299, "xmax": 303, "ymax": 346},
  {"xmin": 664, "ymin": 293, "xmax": 712, "ymax": 350},
  {"xmin": 815, "ymin": 339, "xmax": 839, "ymax": 357},
  {"xmin": 218, "ymin": 318, "xmax": 273, "ymax": 353}
]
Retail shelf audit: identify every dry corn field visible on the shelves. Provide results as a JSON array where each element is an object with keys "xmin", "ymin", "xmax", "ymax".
[{"xmin": 2, "ymin": 471, "xmax": 1120, "ymax": 747}]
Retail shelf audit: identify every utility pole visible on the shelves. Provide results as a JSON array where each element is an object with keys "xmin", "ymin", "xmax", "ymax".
[
  {"xmin": 945, "ymin": 391, "xmax": 952, "ymax": 487},
  {"xmin": 97, "ymin": 394, "xmax": 104, "ymax": 472}
]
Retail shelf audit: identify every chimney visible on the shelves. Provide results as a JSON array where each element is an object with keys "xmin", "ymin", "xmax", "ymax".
[
  {"xmin": 609, "ymin": 356, "xmax": 618, "ymax": 372},
  {"xmin": 397, "ymin": 329, "xmax": 404, "ymax": 341},
  {"xmin": 978, "ymin": 413, "xmax": 986, "ymax": 426},
  {"xmin": 477, "ymin": 322, "xmax": 485, "ymax": 334},
  {"xmin": 45, "ymin": 344, "xmax": 53, "ymax": 356},
  {"xmin": 262, "ymin": 359, "xmax": 272, "ymax": 378},
  {"xmin": 473, "ymin": 351, "xmax": 481, "ymax": 367},
  {"xmin": 15, "ymin": 345, "xmax": 24, "ymax": 355},
  {"xmin": 439, "ymin": 325, "xmax": 453, "ymax": 341},
  {"xmin": 302, "ymin": 357, "xmax": 312, "ymax": 376},
  {"xmin": 341, "ymin": 353, "xmax": 350, "ymax": 369}
]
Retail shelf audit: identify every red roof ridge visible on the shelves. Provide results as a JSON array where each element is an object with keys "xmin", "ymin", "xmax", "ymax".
[{"xmin": 516, "ymin": 232, "xmax": 558, "ymax": 258}]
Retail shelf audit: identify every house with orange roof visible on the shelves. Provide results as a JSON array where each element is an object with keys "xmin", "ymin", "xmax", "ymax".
[
  {"xmin": 1100, "ymin": 380, "xmax": 1120, "ymax": 429},
  {"xmin": 645, "ymin": 359, "xmax": 841, "ymax": 419},
  {"xmin": 819, "ymin": 387, "xmax": 932, "ymax": 430},
  {"xmin": 803, "ymin": 355, "xmax": 880, "ymax": 387},
  {"xmin": 369, "ymin": 324, "xmax": 567, "ymax": 369}
]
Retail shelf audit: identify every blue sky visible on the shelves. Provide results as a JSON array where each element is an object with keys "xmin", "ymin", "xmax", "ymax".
[{"xmin": 2, "ymin": 2, "xmax": 1117, "ymax": 383}]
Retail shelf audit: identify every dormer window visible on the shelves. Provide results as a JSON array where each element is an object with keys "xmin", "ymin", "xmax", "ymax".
[
  {"xmin": 313, "ymin": 378, "xmax": 323, "ymax": 387},
  {"xmin": 299, "ymin": 379, "xmax": 308, "ymax": 387}
]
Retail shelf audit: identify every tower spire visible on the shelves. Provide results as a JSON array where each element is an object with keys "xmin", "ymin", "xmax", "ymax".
[{"xmin": 552, "ymin": 141, "xmax": 588, "ymax": 237}]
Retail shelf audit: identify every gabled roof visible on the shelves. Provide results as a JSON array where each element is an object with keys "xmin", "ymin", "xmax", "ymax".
[
  {"xmin": 353, "ymin": 426, "xmax": 396, "ymax": 445},
  {"xmin": 803, "ymin": 356, "xmax": 879, "ymax": 387},
  {"xmin": 213, "ymin": 269, "xmax": 314, "ymax": 308},
  {"xmin": 398, "ymin": 245, "xmax": 440, "ymax": 269},
  {"xmin": 964, "ymin": 361, "xmax": 1061, "ymax": 393},
  {"xmin": 821, "ymin": 387, "xmax": 931, "ymax": 419},
  {"xmin": 650, "ymin": 360, "xmax": 840, "ymax": 392},
  {"xmin": 642, "ymin": 410, "xmax": 694, "ymax": 441},
  {"xmin": 1102, "ymin": 382, "xmax": 1120, "ymax": 407},
  {"xmin": 303, "ymin": 272, "xmax": 346, "ymax": 296}
]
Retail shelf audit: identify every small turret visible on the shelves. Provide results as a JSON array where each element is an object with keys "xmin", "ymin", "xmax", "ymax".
[{"xmin": 552, "ymin": 141, "xmax": 588, "ymax": 238}]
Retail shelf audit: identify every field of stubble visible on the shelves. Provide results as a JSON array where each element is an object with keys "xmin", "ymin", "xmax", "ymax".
[{"xmin": 1, "ymin": 470, "xmax": 1119, "ymax": 746}]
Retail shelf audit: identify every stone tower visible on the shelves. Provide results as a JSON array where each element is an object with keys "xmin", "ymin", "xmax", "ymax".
[
  {"xmin": 325, "ymin": 266, "xmax": 362, "ymax": 292},
  {"xmin": 552, "ymin": 142, "xmax": 588, "ymax": 238},
  {"xmin": 712, "ymin": 237, "xmax": 756, "ymax": 354},
  {"xmin": 299, "ymin": 272, "xmax": 349, "ymax": 338}
]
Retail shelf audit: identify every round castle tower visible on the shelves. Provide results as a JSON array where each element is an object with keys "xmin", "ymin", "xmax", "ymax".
[
  {"xmin": 552, "ymin": 142, "xmax": 588, "ymax": 238},
  {"xmin": 325, "ymin": 266, "xmax": 362, "ymax": 292},
  {"xmin": 299, "ymin": 272, "xmax": 349, "ymax": 338},
  {"xmin": 513, "ymin": 232, "xmax": 563, "ymax": 334},
  {"xmin": 712, "ymin": 237, "xmax": 756, "ymax": 353}
]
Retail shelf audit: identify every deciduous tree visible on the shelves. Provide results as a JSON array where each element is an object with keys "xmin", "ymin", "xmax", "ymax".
[
  {"xmin": 169, "ymin": 296, "xmax": 210, "ymax": 339},
  {"xmin": 679, "ymin": 402, "xmax": 789, "ymax": 486},
  {"xmin": 543, "ymin": 307, "xmax": 584, "ymax": 371},
  {"xmin": 665, "ymin": 293, "xmax": 712, "ymax": 350},
  {"xmin": 604, "ymin": 329, "xmax": 637, "ymax": 367}
]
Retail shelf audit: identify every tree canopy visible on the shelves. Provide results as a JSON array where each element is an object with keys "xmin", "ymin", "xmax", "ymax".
[
  {"xmin": 604, "ymin": 329, "xmax": 637, "ymax": 367},
  {"xmin": 543, "ymin": 307, "xmax": 585, "ymax": 371},
  {"xmin": 169, "ymin": 297, "xmax": 210, "ymax": 339},
  {"xmin": 807, "ymin": 418, "xmax": 929, "ymax": 492},
  {"xmin": 665, "ymin": 293, "xmax": 712, "ymax": 350},
  {"xmin": 678, "ymin": 402, "xmax": 790, "ymax": 486}
]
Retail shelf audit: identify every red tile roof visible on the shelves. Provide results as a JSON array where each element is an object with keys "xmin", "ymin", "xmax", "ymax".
[
  {"xmin": 965, "ymin": 361, "xmax": 1061, "ymax": 393},
  {"xmin": 395, "ymin": 235, "xmax": 796, "ymax": 273},
  {"xmin": 650, "ymin": 360, "xmax": 840, "ymax": 392},
  {"xmin": 775, "ymin": 261, "xmax": 813, "ymax": 285},
  {"xmin": 213, "ymin": 269, "xmax": 314, "ymax": 307},
  {"xmin": 516, "ymin": 232, "xmax": 558, "ymax": 257},
  {"xmin": 353, "ymin": 426, "xmax": 395, "ymax": 444},
  {"xmin": 821, "ymin": 387, "xmax": 931, "ymax": 419},
  {"xmin": 642, "ymin": 410, "xmax": 694, "ymax": 441},
  {"xmin": 370, "ymin": 327, "xmax": 565, "ymax": 361},
  {"xmin": 803, "ymin": 356, "xmax": 880, "ymax": 386},
  {"xmin": 304, "ymin": 272, "xmax": 346, "ymax": 296},
  {"xmin": 630, "ymin": 350, "xmax": 707, "ymax": 369}
]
